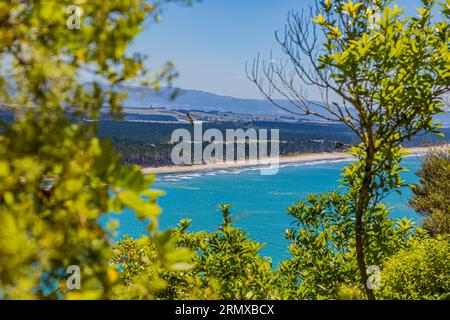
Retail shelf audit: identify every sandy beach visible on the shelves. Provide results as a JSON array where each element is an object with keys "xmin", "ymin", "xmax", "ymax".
[{"xmin": 142, "ymin": 145, "xmax": 449, "ymax": 174}]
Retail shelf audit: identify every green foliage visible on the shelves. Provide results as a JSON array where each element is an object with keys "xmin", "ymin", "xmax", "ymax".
[
  {"xmin": 336, "ymin": 284, "xmax": 365, "ymax": 300},
  {"xmin": 250, "ymin": 0, "xmax": 449, "ymax": 298},
  {"xmin": 1, "ymin": 0, "xmax": 449, "ymax": 301},
  {"xmin": 316, "ymin": 0, "xmax": 449, "ymax": 139},
  {"xmin": 380, "ymin": 237, "xmax": 450, "ymax": 300},
  {"xmin": 289, "ymin": 0, "xmax": 450, "ymax": 298},
  {"xmin": 114, "ymin": 206, "xmax": 282, "ymax": 300},
  {"xmin": 112, "ymin": 235, "xmax": 202, "ymax": 300},
  {"xmin": 0, "ymin": 0, "xmax": 192, "ymax": 299},
  {"xmin": 281, "ymin": 192, "xmax": 358, "ymax": 299},
  {"xmin": 410, "ymin": 149, "xmax": 450, "ymax": 236},
  {"xmin": 181, "ymin": 205, "xmax": 282, "ymax": 300},
  {"xmin": 281, "ymin": 191, "xmax": 415, "ymax": 299}
]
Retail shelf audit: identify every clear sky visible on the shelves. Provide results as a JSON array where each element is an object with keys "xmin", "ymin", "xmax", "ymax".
[{"xmin": 131, "ymin": 0, "xmax": 424, "ymax": 99}]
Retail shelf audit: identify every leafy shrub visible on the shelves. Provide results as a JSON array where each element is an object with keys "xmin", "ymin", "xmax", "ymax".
[
  {"xmin": 112, "ymin": 235, "xmax": 206, "ymax": 300},
  {"xmin": 410, "ymin": 150, "xmax": 450, "ymax": 236},
  {"xmin": 281, "ymin": 192, "xmax": 415, "ymax": 299},
  {"xmin": 381, "ymin": 237, "xmax": 450, "ymax": 300},
  {"xmin": 0, "ymin": 0, "xmax": 191, "ymax": 299},
  {"xmin": 114, "ymin": 205, "xmax": 282, "ymax": 299}
]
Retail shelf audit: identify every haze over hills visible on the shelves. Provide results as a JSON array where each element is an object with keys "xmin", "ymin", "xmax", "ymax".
[
  {"xmin": 120, "ymin": 85, "xmax": 450, "ymax": 126},
  {"xmin": 123, "ymin": 86, "xmax": 322, "ymax": 118}
]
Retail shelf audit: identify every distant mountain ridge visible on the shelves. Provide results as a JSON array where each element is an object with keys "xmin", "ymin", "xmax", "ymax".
[
  {"xmin": 123, "ymin": 86, "xmax": 320, "ymax": 118},
  {"xmin": 120, "ymin": 85, "xmax": 450, "ymax": 126}
]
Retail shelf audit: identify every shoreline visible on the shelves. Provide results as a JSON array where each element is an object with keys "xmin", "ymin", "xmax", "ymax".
[{"xmin": 142, "ymin": 145, "xmax": 449, "ymax": 175}]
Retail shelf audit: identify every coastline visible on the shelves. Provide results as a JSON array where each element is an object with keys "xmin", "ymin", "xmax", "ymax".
[{"xmin": 141, "ymin": 145, "xmax": 449, "ymax": 174}]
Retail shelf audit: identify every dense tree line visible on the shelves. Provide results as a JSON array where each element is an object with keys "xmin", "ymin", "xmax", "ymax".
[
  {"xmin": 99, "ymin": 120, "xmax": 450, "ymax": 167},
  {"xmin": 410, "ymin": 149, "xmax": 450, "ymax": 237}
]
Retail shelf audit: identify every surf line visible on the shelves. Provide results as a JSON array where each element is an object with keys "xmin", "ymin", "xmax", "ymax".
[{"xmin": 171, "ymin": 121, "xmax": 280, "ymax": 175}]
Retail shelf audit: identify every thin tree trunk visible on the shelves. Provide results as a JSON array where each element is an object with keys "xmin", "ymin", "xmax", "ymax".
[{"xmin": 355, "ymin": 148, "xmax": 375, "ymax": 300}]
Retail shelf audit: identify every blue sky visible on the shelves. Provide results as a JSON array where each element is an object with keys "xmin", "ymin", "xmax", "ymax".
[{"xmin": 131, "ymin": 0, "xmax": 424, "ymax": 99}]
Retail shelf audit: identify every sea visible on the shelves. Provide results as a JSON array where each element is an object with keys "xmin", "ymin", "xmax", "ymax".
[{"xmin": 114, "ymin": 155, "xmax": 423, "ymax": 266}]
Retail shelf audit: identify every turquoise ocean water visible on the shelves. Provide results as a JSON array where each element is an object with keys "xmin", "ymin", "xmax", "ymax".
[{"xmin": 114, "ymin": 155, "xmax": 423, "ymax": 266}]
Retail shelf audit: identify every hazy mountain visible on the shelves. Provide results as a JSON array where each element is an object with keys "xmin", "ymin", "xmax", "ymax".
[
  {"xmin": 123, "ymin": 86, "xmax": 320, "ymax": 118},
  {"xmin": 121, "ymin": 86, "xmax": 450, "ymax": 126}
]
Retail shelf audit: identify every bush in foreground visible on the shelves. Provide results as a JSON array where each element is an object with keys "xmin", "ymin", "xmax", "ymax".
[{"xmin": 381, "ymin": 237, "xmax": 450, "ymax": 300}]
